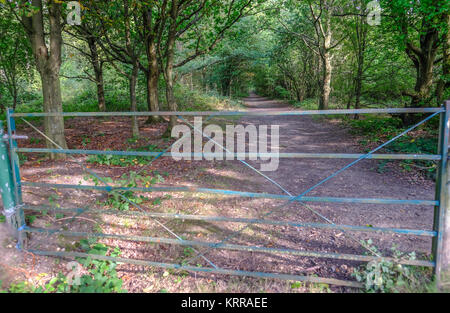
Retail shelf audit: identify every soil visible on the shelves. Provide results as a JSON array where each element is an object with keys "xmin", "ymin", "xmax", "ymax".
[{"xmin": 0, "ymin": 94, "xmax": 436, "ymax": 293}]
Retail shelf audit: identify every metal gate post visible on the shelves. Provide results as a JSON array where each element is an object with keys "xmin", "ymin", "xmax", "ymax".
[
  {"xmin": 0, "ymin": 120, "xmax": 20, "ymax": 236},
  {"xmin": 433, "ymin": 100, "xmax": 450, "ymax": 288},
  {"xmin": 4, "ymin": 109, "xmax": 26, "ymax": 249}
]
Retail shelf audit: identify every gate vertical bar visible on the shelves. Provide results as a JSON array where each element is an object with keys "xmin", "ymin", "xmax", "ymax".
[
  {"xmin": 6, "ymin": 108, "xmax": 26, "ymax": 249},
  {"xmin": 433, "ymin": 100, "xmax": 450, "ymax": 288},
  {"xmin": 0, "ymin": 121, "xmax": 18, "ymax": 235}
]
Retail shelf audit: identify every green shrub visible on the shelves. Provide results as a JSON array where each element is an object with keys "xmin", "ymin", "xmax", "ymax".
[
  {"xmin": 0, "ymin": 240, "xmax": 126, "ymax": 293},
  {"xmin": 353, "ymin": 241, "xmax": 434, "ymax": 293},
  {"xmin": 347, "ymin": 116, "xmax": 403, "ymax": 140},
  {"xmin": 174, "ymin": 84, "xmax": 243, "ymax": 112},
  {"xmin": 39, "ymin": 240, "xmax": 126, "ymax": 293},
  {"xmin": 87, "ymin": 144, "xmax": 161, "ymax": 167},
  {"xmin": 291, "ymin": 98, "xmax": 319, "ymax": 110}
]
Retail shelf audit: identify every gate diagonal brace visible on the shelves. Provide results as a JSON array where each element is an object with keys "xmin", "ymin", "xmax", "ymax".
[
  {"xmin": 180, "ymin": 111, "xmax": 441, "ymax": 266},
  {"xmin": 9, "ymin": 108, "xmax": 443, "ymax": 287},
  {"xmin": 19, "ymin": 117, "xmax": 218, "ymax": 269}
]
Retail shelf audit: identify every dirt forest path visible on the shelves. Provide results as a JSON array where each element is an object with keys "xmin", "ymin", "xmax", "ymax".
[
  {"xmin": 234, "ymin": 92, "xmax": 435, "ymax": 262},
  {"xmin": 0, "ymin": 93, "xmax": 437, "ymax": 292}
]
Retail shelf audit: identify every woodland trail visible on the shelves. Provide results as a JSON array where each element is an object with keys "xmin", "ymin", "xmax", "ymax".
[
  {"xmin": 234, "ymin": 93, "xmax": 435, "ymax": 259},
  {"xmin": 0, "ymin": 94, "xmax": 437, "ymax": 292}
]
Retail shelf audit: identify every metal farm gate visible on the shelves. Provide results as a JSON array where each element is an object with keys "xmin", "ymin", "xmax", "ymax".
[{"xmin": 1, "ymin": 102, "xmax": 449, "ymax": 288}]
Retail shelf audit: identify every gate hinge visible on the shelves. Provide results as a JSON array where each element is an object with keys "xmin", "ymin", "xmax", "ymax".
[{"xmin": 2, "ymin": 134, "xmax": 28, "ymax": 141}]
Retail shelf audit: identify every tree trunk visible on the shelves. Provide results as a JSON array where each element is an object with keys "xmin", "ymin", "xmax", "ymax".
[
  {"xmin": 403, "ymin": 45, "xmax": 438, "ymax": 124},
  {"xmin": 401, "ymin": 17, "xmax": 440, "ymax": 125},
  {"xmin": 12, "ymin": 83, "xmax": 18, "ymax": 109},
  {"xmin": 142, "ymin": 7, "xmax": 161, "ymax": 124},
  {"xmin": 354, "ymin": 10, "xmax": 367, "ymax": 119},
  {"xmin": 41, "ymin": 67, "xmax": 68, "ymax": 153},
  {"xmin": 87, "ymin": 37, "xmax": 106, "ymax": 111},
  {"xmin": 163, "ymin": 0, "xmax": 178, "ymax": 137},
  {"xmin": 130, "ymin": 61, "xmax": 139, "ymax": 137},
  {"xmin": 437, "ymin": 13, "xmax": 450, "ymax": 106},
  {"xmin": 145, "ymin": 65, "xmax": 161, "ymax": 124},
  {"xmin": 354, "ymin": 57, "xmax": 364, "ymax": 119},
  {"xmin": 411, "ymin": 57, "xmax": 436, "ymax": 107},
  {"xmin": 23, "ymin": 0, "xmax": 67, "ymax": 158},
  {"xmin": 164, "ymin": 55, "xmax": 177, "ymax": 135},
  {"xmin": 319, "ymin": 51, "xmax": 332, "ymax": 110}
]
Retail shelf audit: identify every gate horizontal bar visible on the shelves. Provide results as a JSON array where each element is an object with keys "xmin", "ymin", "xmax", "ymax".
[
  {"xmin": 24, "ymin": 227, "xmax": 435, "ymax": 267},
  {"xmin": 23, "ymin": 205, "xmax": 437, "ymax": 237},
  {"xmin": 16, "ymin": 147, "xmax": 442, "ymax": 161},
  {"xmin": 22, "ymin": 182, "xmax": 438, "ymax": 206},
  {"xmin": 27, "ymin": 249, "xmax": 363, "ymax": 288},
  {"xmin": 11, "ymin": 107, "xmax": 443, "ymax": 118}
]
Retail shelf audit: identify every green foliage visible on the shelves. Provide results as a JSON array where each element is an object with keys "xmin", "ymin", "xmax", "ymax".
[
  {"xmin": 69, "ymin": 241, "xmax": 125, "ymax": 293},
  {"xmin": 0, "ymin": 239, "xmax": 126, "ymax": 293},
  {"xmin": 86, "ymin": 170, "xmax": 166, "ymax": 211},
  {"xmin": 174, "ymin": 84, "xmax": 244, "ymax": 111},
  {"xmin": 5, "ymin": 281, "xmax": 36, "ymax": 293},
  {"xmin": 345, "ymin": 115, "xmax": 438, "ymax": 178},
  {"xmin": 292, "ymin": 98, "xmax": 321, "ymax": 110},
  {"xmin": 34, "ymin": 240, "xmax": 126, "ymax": 293},
  {"xmin": 347, "ymin": 116, "xmax": 403, "ymax": 141},
  {"xmin": 353, "ymin": 241, "xmax": 434, "ymax": 293},
  {"xmin": 290, "ymin": 281, "xmax": 303, "ymax": 289},
  {"xmin": 0, "ymin": 6, "xmax": 33, "ymax": 109},
  {"xmin": 87, "ymin": 144, "xmax": 160, "ymax": 167}
]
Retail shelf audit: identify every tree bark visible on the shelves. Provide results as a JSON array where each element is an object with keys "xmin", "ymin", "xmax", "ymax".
[
  {"xmin": 12, "ymin": 83, "xmax": 18, "ymax": 109},
  {"xmin": 400, "ymin": 10, "xmax": 441, "ymax": 124},
  {"xmin": 162, "ymin": 0, "xmax": 179, "ymax": 137},
  {"xmin": 319, "ymin": 49, "xmax": 332, "ymax": 110},
  {"xmin": 353, "ymin": 6, "xmax": 367, "ymax": 119},
  {"xmin": 41, "ymin": 67, "xmax": 67, "ymax": 153},
  {"xmin": 143, "ymin": 7, "xmax": 161, "ymax": 124},
  {"xmin": 309, "ymin": 1, "xmax": 335, "ymax": 111},
  {"xmin": 22, "ymin": 0, "xmax": 67, "ymax": 157},
  {"xmin": 437, "ymin": 13, "xmax": 450, "ymax": 106},
  {"xmin": 145, "ymin": 64, "xmax": 161, "ymax": 123},
  {"xmin": 130, "ymin": 61, "xmax": 140, "ymax": 137},
  {"xmin": 87, "ymin": 36, "xmax": 106, "ymax": 111}
]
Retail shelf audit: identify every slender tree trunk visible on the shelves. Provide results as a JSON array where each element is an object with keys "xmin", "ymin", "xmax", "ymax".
[
  {"xmin": 142, "ymin": 7, "xmax": 161, "ymax": 124},
  {"xmin": 144, "ymin": 40, "xmax": 160, "ymax": 124},
  {"xmin": 130, "ymin": 60, "xmax": 139, "ymax": 137},
  {"xmin": 354, "ymin": 11, "xmax": 367, "ymax": 118},
  {"xmin": 87, "ymin": 37, "xmax": 106, "ymax": 111},
  {"xmin": 437, "ymin": 13, "xmax": 450, "ymax": 105},
  {"xmin": 319, "ymin": 51, "xmax": 332, "ymax": 110},
  {"xmin": 12, "ymin": 83, "xmax": 18, "ymax": 109},
  {"xmin": 309, "ymin": 3, "xmax": 334, "ymax": 111},
  {"xmin": 354, "ymin": 55, "xmax": 364, "ymax": 119},
  {"xmin": 163, "ymin": 0, "xmax": 179, "ymax": 137},
  {"xmin": 164, "ymin": 48, "xmax": 177, "ymax": 134},
  {"xmin": 347, "ymin": 89, "xmax": 354, "ymax": 110}
]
